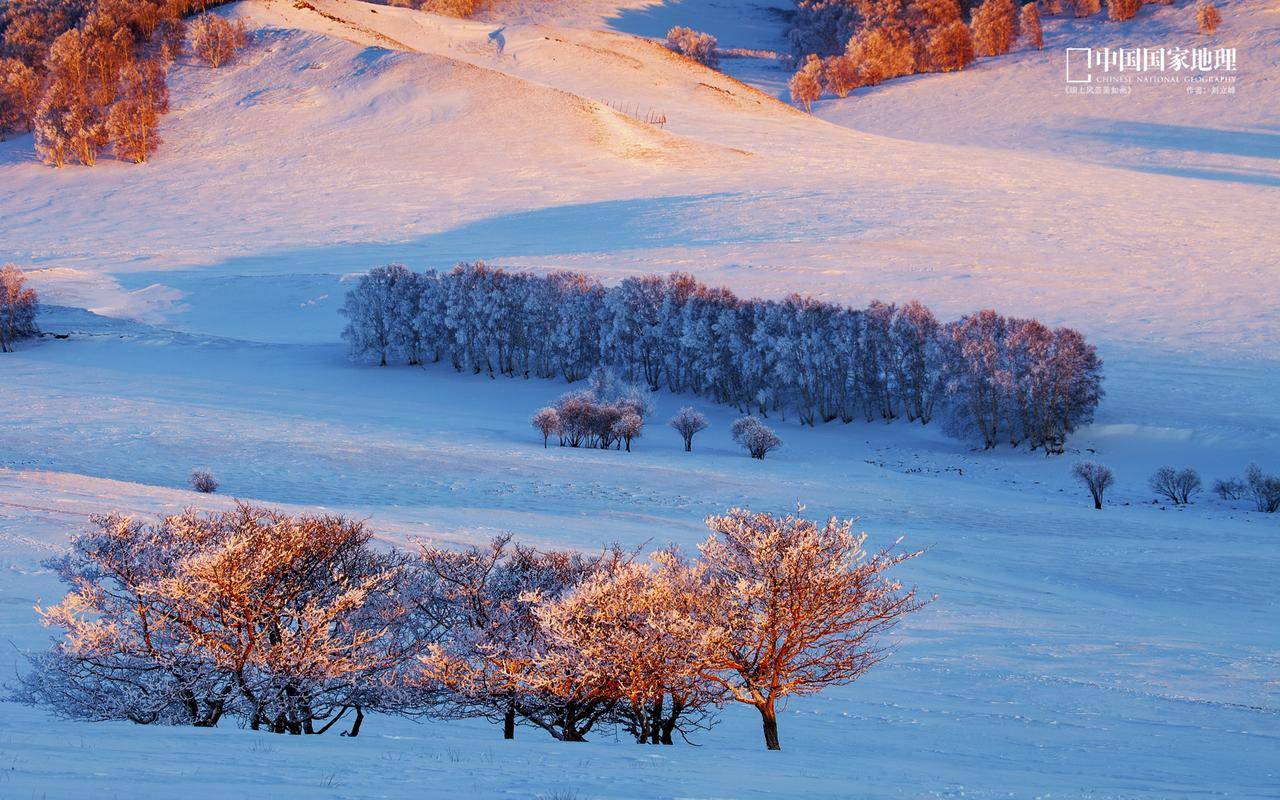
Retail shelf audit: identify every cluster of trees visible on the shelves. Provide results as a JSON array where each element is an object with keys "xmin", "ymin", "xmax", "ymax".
[
  {"xmin": 665, "ymin": 26, "xmax": 719, "ymax": 67},
  {"xmin": 380, "ymin": 0, "xmax": 485, "ymax": 17},
  {"xmin": 0, "ymin": 0, "xmax": 247, "ymax": 166},
  {"xmin": 20, "ymin": 504, "xmax": 926, "ymax": 750},
  {"xmin": 532, "ymin": 370, "xmax": 652, "ymax": 451},
  {"xmin": 0, "ymin": 263, "xmax": 40, "ymax": 352},
  {"xmin": 341, "ymin": 263, "xmax": 1104, "ymax": 452},
  {"xmin": 1071, "ymin": 461, "xmax": 1280, "ymax": 512},
  {"xmin": 785, "ymin": 0, "xmax": 1185, "ymax": 109}
]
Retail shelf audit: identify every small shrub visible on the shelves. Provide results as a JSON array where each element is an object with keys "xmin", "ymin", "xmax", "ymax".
[
  {"xmin": 1149, "ymin": 466, "xmax": 1201, "ymax": 505},
  {"xmin": 1071, "ymin": 461, "xmax": 1113, "ymax": 509},
  {"xmin": 1073, "ymin": 0, "xmax": 1101, "ymax": 16},
  {"xmin": 1244, "ymin": 464, "xmax": 1280, "ymax": 513},
  {"xmin": 1196, "ymin": 2, "xmax": 1221, "ymax": 34},
  {"xmin": 1041, "ymin": 0, "xmax": 1064, "ymax": 14},
  {"xmin": 731, "ymin": 416, "xmax": 781, "ymax": 460},
  {"xmin": 666, "ymin": 26, "xmax": 719, "ymax": 68},
  {"xmin": 189, "ymin": 469, "xmax": 218, "ymax": 494},
  {"xmin": 1212, "ymin": 477, "xmax": 1245, "ymax": 501}
]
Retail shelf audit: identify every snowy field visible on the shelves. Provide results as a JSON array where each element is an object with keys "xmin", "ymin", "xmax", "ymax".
[{"xmin": 1, "ymin": 0, "xmax": 1279, "ymax": 797}]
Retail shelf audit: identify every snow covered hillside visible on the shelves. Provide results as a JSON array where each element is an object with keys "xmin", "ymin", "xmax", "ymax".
[{"xmin": 0, "ymin": 0, "xmax": 1277, "ymax": 797}]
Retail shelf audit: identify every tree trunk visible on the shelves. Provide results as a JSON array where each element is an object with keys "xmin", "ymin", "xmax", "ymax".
[
  {"xmin": 345, "ymin": 705, "xmax": 364, "ymax": 737},
  {"xmin": 758, "ymin": 702, "xmax": 781, "ymax": 751},
  {"xmin": 503, "ymin": 698, "xmax": 516, "ymax": 740}
]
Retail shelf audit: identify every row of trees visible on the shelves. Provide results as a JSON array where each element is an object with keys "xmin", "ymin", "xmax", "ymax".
[
  {"xmin": 1071, "ymin": 461, "xmax": 1280, "ymax": 511},
  {"xmin": 341, "ymin": 263, "xmax": 1104, "ymax": 451},
  {"xmin": 0, "ymin": 263, "xmax": 39, "ymax": 352},
  {"xmin": 20, "ymin": 504, "xmax": 926, "ymax": 750},
  {"xmin": 785, "ymin": 0, "xmax": 1201, "ymax": 110},
  {"xmin": 0, "ymin": 0, "xmax": 247, "ymax": 166}
]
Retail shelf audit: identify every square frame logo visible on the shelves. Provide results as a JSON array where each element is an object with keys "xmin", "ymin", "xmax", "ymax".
[{"xmin": 1065, "ymin": 48, "xmax": 1092, "ymax": 83}]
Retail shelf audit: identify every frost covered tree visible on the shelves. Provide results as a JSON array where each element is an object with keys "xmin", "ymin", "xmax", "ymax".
[
  {"xmin": 417, "ymin": 538, "xmax": 625, "ymax": 741},
  {"xmin": 340, "ymin": 264, "xmax": 414, "ymax": 366},
  {"xmin": 1108, "ymin": 0, "xmax": 1140, "ymax": 20},
  {"xmin": 925, "ymin": 19, "xmax": 975, "ymax": 71},
  {"xmin": 972, "ymin": 0, "xmax": 1017, "ymax": 56},
  {"xmin": 844, "ymin": 23, "xmax": 915, "ymax": 85},
  {"xmin": 1073, "ymin": 0, "xmax": 1101, "ymax": 17},
  {"xmin": 669, "ymin": 407, "xmax": 709, "ymax": 452},
  {"xmin": 21, "ymin": 505, "xmax": 420, "ymax": 736},
  {"xmin": 1149, "ymin": 466, "xmax": 1201, "ymax": 505},
  {"xmin": 1020, "ymin": 3, "xmax": 1043, "ymax": 49},
  {"xmin": 1072, "ymin": 461, "xmax": 1113, "ymax": 509},
  {"xmin": 665, "ymin": 26, "xmax": 718, "ymax": 67},
  {"xmin": 612, "ymin": 412, "xmax": 644, "ymax": 452},
  {"xmin": 107, "ymin": 57, "xmax": 166, "ymax": 163},
  {"xmin": 731, "ymin": 415, "xmax": 781, "ymax": 459},
  {"xmin": 189, "ymin": 14, "xmax": 246, "ymax": 68},
  {"xmin": 789, "ymin": 53, "xmax": 824, "ymax": 111},
  {"xmin": 339, "ymin": 264, "xmax": 1101, "ymax": 450},
  {"xmin": 0, "ymin": 263, "xmax": 39, "ymax": 352},
  {"xmin": 531, "ymin": 407, "xmax": 561, "ymax": 447},
  {"xmin": 1196, "ymin": 2, "xmax": 1221, "ymax": 34},
  {"xmin": 696, "ymin": 508, "xmax": 926, "ymax": 750},
  {"xmin": 0, "ymin": 57, "xmax": 40, "ymax": 135}
]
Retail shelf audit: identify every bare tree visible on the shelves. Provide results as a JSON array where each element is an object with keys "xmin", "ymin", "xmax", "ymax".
[
  {"xmin": 1072, "ymin": 461, "xmax": 1114, "ymax": 509},
  {"xmin": 1149, "ymin": 466, "xmax": 1201, "ymax": 505},
  {"xmin": 188, "ymin": 469, "xmax": 218, "ymax": 493},
  {"xmin": 1244, "ymin": 464, "xmax": 1280, "ymax": 513},
  {"xmin": 696, "ymin": 508, "xmax": 926, "ymax": 750},
  {"xmin": 1212, "ymin": 477, "xmax": 1245, "ymax": 501},
  {"xmin": 669, "ymin": 407, "xmax": 709, "ymax": 452}
]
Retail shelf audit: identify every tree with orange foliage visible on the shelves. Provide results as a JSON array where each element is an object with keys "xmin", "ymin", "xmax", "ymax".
[
  {"xmin": 695, "ymin": 508, "xmax": 926, "ymax": 750},
  {"xmin": 926, "ymin": 19, "xmax": 975, "ymax": 71},
  {"xmin": 972, "ymin": 0, "xmax": 1018, "ymax": 56},
  {"xmin": 108, "ymin": 57, "xmax": 167, "ymax": 162},
  {"xmin": 188, "ymin": 13, "xmax": 246, "ymax": 68},
  {"xmin": 1020, "ymin": 2, "xmax": 1044, "ymax": 48},
  {"xmin": 23, "ymin": 505, "xmax": 420, "ymax": 736},
  {"xmin": 789, "ymin": 53, "xmax": 824, "ymax": 112},
  {"xmin": 0, "ymin": 58, "xmax": 41, "ymax": 135},
  {"xmin": 1196, "ymin": 2, "xmax": 1221, "ymax": 33},
  {"xmin": 535, "ymin": 550, "xmax": 725, "ymax": 744}
]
